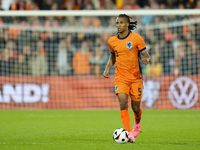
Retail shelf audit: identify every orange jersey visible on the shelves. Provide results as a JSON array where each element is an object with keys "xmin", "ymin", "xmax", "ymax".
[{"xmin": 108, "ymin": 32, "xmax": 146, "ymax": 81}]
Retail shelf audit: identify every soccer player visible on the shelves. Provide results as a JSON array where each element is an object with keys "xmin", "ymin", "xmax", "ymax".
[{"xmin": 103, "ymin": 14, "xmax": 151, "ymax": 143}]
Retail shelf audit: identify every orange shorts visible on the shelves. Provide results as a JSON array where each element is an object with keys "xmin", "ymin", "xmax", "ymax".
[{"xmin": 114, "ymin": 78, "xmax": 143, "ymax": 102}]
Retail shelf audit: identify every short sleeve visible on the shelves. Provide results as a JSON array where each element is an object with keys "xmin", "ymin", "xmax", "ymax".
[
  {"xmin": 137, "ymin": 34, "xmax": 146, "ymax": 52},
  {"xmin": 108, "ymin": 38, "xmax": 114, "ymax": 53}
]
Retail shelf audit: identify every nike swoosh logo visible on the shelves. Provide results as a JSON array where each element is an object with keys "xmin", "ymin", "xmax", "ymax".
[{"xmin": 113, "ymin": 45, "xmax": 117, "ymax": 48}]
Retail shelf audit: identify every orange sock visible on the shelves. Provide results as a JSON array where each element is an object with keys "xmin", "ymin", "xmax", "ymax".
[
  {"xmin": 134, "ymin": 108, "xmax": 142, "ymax": 124},
  {"xmin": 120, "ymin": 109, "xmax": 131, "ymax": 132}
]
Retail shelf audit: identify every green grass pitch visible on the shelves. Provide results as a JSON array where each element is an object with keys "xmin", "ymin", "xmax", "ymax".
[{"xmin": 0, "ymin": 110, "xmax": 200, "ymax": 150}]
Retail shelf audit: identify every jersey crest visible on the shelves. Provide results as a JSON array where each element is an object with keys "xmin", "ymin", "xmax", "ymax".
[{"xmin": 126, "ymin": 41, "xmax": 132, "ymax": 51}]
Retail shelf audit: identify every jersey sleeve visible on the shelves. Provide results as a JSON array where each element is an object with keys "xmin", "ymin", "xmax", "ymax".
[
  {"xmin": 136, "ymin": 34, "xmax": 146, "ymax": 52},
  {"xmin": 108, "ymin": 38, "xmax": 114, "ymax": 53}
]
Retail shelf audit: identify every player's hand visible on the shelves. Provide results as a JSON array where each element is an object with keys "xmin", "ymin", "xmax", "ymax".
[
  {"xmin": 103, "ymin": 69, "xmax": 109, "ymax": 78},
  {"xmin": 142, "ymin": 57, "xmax": 151, "ymax": 65}
]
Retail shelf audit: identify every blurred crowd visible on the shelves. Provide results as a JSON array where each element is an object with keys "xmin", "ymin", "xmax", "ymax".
[
  {"xmin": 1, "ymin": 0, "xmax": 200, "ymax": 10},
  {"xmin": 0, "ymin": 0, "xmax": 199, "ymax": 76}
]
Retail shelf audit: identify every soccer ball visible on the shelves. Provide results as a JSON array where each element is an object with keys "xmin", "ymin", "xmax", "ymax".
[{"xmin": 113, "ymin": 128, "xmax": 129, "ymax": 144}]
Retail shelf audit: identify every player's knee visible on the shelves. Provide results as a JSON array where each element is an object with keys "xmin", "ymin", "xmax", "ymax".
[
  {"xmin": 119, "ymin": 101, "xmax": 128, "ymax": 110},
  {"xmin": 132, "ymin": 105, "xmax": 140, "ymax": 113}
]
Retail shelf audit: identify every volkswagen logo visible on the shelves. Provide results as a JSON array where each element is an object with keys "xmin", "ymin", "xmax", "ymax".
[{"xmin": 168, "ymin": 77, "xmax": 198, "ymax": 109}]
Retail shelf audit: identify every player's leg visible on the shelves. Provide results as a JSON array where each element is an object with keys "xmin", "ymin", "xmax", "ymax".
[
  {"xmin": 117, "ymin": 93, "xmax": 130, "ymax": 131},
  {"xmin": 131, "ymin": 100, "xmax": 142, "ymax": 138},
  {"xmin": 114, "ymin": 79, "xmax": 135, "ymax": 142},
  {"xmin": 130, "ymin": 81, "xmax": 143, "ymax": 138},
  {"xmin": 117, "ymin": 93, "xmax": 135, "ymax": 143},
  {"xmin": 131, "ymin": 100, "xmax": 142, "ymax": 121}
]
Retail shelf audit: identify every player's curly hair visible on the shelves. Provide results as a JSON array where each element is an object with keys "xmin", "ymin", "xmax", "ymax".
[{"xmin": 118, "ymin": 14, "xmax": 137, "ymax": 31}]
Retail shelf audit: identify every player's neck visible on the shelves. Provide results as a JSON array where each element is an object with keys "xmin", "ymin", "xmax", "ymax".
[{"xmin": 118, "ymin": 30, "xmax": 129, "ymax": 38}]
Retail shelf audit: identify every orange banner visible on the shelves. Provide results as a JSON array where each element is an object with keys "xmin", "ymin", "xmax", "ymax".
[{"xmin": 0, "ymin": 76, "xmax": 199, "ymax": 109}]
